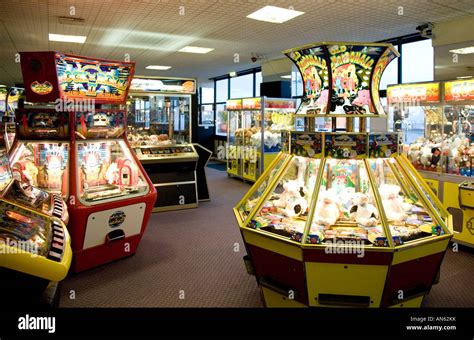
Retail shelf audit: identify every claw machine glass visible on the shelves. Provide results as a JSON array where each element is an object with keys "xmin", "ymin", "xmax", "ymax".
[
  {"xmin": 388, "ymin": 78, "xmax": 474, "ymax": 247},
  {"xmin": 128, "ymin": 76, "xmax": 200, "ymax": 212},
  {"xmin": 0, "ymin": 122, "xmax": 72, "ymax": 305},
  {"xmin": 235, "ymin": 42, "xmax": 453, "ymax": 308},
  {"xmin": 15, "ymin": 51, "xmax": 157, "ymax": 273},
  {"xmin": 226, "ymin": 97, "xmax": 296, "ymax": 182}
]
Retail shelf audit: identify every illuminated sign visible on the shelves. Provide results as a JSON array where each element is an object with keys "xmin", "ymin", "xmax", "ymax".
[
  {"xmin": 226, "ymin": 99, "xmax": 242, "ymax": 110},
  {"xmin": 387, "ymin": 82, "xmax": 441, "ymax": 104},
  {"xmin": 130, "ymin": 77, "xmax": 196, "ymax": 94},
  {"xmin": 242, "ymin": 97, "xmax": 262, "ymax": 109},
  {"xmin": 444, "ymin": 78, "xmax": 474, "ymax": 102}
]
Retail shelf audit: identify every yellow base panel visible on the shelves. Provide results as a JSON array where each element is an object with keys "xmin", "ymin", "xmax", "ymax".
[
  {"xmin": 0, "ymin": 230, "xmax": 72, "ymax": 282},
  {"xmin": 389, "ymin": 296, "xmax": 424, "ymax": 308},
  {"xmin": 305, "ymin": 262, "xmax": 388, "ymax": 307},
  {"xmin": 453, "ymin": 209, "xmax": 474, "ymax": 247},
  {"xmin": 393, "ymin": 238, "xmax": 450, "ymax": 265},
  {"xmin": 242, "ymin": 229, "xmax": 302, "ymax": 261},
  {"xmin": 261, "ymin": 286, "xmax": 307, "ymax": 308}
]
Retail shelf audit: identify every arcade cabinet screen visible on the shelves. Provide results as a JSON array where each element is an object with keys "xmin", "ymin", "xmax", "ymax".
[{"xmin": 76, "ymin": 140, "xmax": 148, "ymax": 204}]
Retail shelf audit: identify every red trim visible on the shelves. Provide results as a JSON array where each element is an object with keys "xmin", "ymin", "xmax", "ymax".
[{"xmin": 72, "ymin": 234, "xmax": 142, "ymax": 273}]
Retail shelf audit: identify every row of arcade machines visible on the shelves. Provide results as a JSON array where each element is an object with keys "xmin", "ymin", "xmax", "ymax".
[
  {"xmin": 226, "ymin": 97, "xmax": 296, "ymax": 182},
  {"xmin": 3, "ymin": 51, "xmax": 157, "ymax": 281},
  {"xmin": 386, "ymin": 80, "xmax": 473, "ymax": 247},
  {"xmin": 235, "ymin": 41, "xmax": 453, "ymax": 308}
]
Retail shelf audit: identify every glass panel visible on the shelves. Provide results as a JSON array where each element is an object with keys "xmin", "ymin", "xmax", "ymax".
[
  {"xmin": 10, "ymin": 142, "xmax": 69, "ymax": 198},
  {"xmin": 215, "ymin": 104, "xmax": 228, "ymax": 136},
  {"xmin": 216, "ymin": 79, "xmax": 229, "ymax": 103},
  {"xmin": 127, "ymin": 95, "xmax": 191, "ymax": 146},
  {"xmin": 76, "ymin": 140, "xmax": 148, "ymax": 204},
  {"xmin": 237, "ymin": 153, "xmax": 288, "ymax": 222},
  {"xmin": 401, "ymin": 40, "xmax": 434, "ymax": 83},
  {"xmin": 0, "ymin": 205, "xmax": 52, "ymax": 257},
  {"xmin": 231, "ymin": 74, "xmax": 253, "ymax": 99},
  {"xmin": 199, "ymin": 104, "xmax": 214, "ymax": 126},
  {"xmin": 308, "ymin": 159, "xmax": 386, "ymax": 246},
  {"xmin": 201, "ymin": 87, "xmax": 214, "ymax": 104},
  {"xmin": 369, "ymin": 158, "xmax": 444, "ymax": 245},
  {"xmin": 255, "ymin": 72, "xmax": 262, "ymax": 97},
  {"xmin": 0, "ymin": 148, "xmax": 13, "ymax": 192},
  {"xmin": 247, "ymin": 156, "xmax": 321, "ymax": 242}
]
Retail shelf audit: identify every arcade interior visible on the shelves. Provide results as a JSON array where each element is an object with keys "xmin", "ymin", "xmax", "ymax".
[{"xmin": 0, "ymin": 0, "xmax": 473, "ymax": 311}]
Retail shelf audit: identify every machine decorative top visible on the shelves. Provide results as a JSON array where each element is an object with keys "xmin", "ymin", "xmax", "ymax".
[
  {"xmin": 283, "ymin": 42, "xmax": 399, "ymax": 117},
  {"xmin": 20, "ymin": 51, "xmax": 135, "ymax": 104}
]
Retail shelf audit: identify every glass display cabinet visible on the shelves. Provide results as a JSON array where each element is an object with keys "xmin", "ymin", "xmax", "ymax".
[
  {"xmin": 234, "ymin": 42, "xmax": 453, "ymax": 308},
  {"xmin": 226, "ymin": 97, "xmax": 296, "ymax": 182},
  {"xmin": 388, "ymin": 78, "xmax": 473, "ymax": 247},
  {"xmin": 128, "ymin": 76, "xmax": 200, "ymax": 212}
]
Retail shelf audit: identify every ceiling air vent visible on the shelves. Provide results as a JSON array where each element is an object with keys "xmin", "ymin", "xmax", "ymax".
[{"xmin": 58, "ymin": 16, "xmax": 85, "ymax": 26}]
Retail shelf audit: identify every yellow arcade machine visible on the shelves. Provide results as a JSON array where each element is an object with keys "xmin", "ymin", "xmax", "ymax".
[
  {"xmin": 0, "ymin": 124, "xmax": 72, "ymax": 306},
  {"xmin": 234, "ymin": 42, "xmax": 453, "ymax": 308},
  {"xmin": 226, "ymin": 97, "xmax": 295, "ymax": 182},
  {"xmin": 388, "ymin": 79, "xmax": 473, "ymax": 247}
]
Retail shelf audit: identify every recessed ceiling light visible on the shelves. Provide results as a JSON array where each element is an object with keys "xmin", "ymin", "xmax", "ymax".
[
  {"xmin": 247, "ymin": 5, "xmax": 304, "ymax": 24},
  {"xmin": 229, "ymin": 71, "xmax": 237, "ymax": 77},
  {"xmin": 49, "ymin": 33, "xmax": 86, "ymax": 43},
  {"xmin": 146, "ymin": 65, "xmax": 172, "ymax": 70},
  {"xmin": 449, "ymin": 46, "xmax": 474, "ymax": 54},
  {"xmin": 178, "ymin": 46, "xmax": 214, "ymax": 54},
  {"xmin": 456, "ymin": 75, "xmax": 473, "ymax": 79},
  {"xmin": 280, "ymin": 75, "xmax": 292, "ymax": 79}
]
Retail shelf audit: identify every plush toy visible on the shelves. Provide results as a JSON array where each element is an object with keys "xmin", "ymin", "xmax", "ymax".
[
  {"xmin": 314, "ymin": 190, "xmax": 341, "ymax": 226},
  {"xmin": 338, "ymin": 186, "xmax": 356, "ymax": 211},
  {"xmin": 379, "ymin": 184, "xmax": 411, "ymax": 223},
  {"xmin": 350, "ymin": 192, "xmax": 378, "ymax": 227},
  {"xmin": 273, "ymin": 180, "xmax": 308, "ymax": 217}
]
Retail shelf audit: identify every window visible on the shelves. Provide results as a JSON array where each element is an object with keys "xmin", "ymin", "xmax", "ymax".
[
  {"xmin": 215, "ymin": 103, "xmax": 227, "ymax": 136},
  {"xmin": 380, "ymin": 46, "xmax": 398, "ymax": 90},
  {"xmin": 230, "ymin": 74, "xmax": 253, "ymax": 98},
  {"xmin": 401, "ymin": 39, "xmax": 433, "ymax": 83},
  {"xmin": 255, "ymin": 72, "xmax": 262, "ymax": 97},
  {"xmin": 201, "ymin": 87, "xmax": 214, "ymax": 104},
  {"xmin": 216, "ymin": 79, "xmax": 229, "ymax": 102}
]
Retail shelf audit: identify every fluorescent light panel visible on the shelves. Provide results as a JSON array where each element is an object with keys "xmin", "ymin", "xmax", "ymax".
[
  {"xmin": 449, "ymin": 46, "xmax": 474, "ymax": 54},
  {"xmin": 456, "ymin": 76, "xmax": 473, "ymax": 79},
  {"xmin": 280, "ymin": 75, "xmax": 292, "ymax": 79},
  {"xmin": 146, "ymin": 65, "xmax": 172, "ymax": 70},
  {"xmin": 49, "ymin": 33, "xmax": 86, "ymax": 43},
  {"xmin": 247, "ymin": 5, "xmax": 304, "ymax": 24},
  {"xmin": 178, "ymin": 46, "xmax": 214, "ymax": 54}
]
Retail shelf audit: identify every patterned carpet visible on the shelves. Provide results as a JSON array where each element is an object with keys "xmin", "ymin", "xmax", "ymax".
[{"xmin": 59, "ymin": 167, "xmax": 474, "ymax": 308}]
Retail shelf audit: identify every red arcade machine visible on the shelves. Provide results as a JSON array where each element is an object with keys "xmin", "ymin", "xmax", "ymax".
[{"xmin": 14, "ymin": 51, "xmax": 157, "ymax": 272}]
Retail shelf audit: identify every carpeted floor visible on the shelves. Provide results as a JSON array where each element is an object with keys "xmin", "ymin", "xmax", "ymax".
[{"xmin": 59, "ymin": 167, "xmax": 474, "ymax": 308}]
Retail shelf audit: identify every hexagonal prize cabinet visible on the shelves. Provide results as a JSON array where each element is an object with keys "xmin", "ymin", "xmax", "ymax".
[{"xmin": 233, "ymin": 42, "xmax": 453, "ymax": 308}]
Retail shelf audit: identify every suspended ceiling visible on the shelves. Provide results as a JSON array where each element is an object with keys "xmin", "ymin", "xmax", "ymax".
[{"xmin": 0, "ymin": 0, "xmax": 473, "ymax": 86}]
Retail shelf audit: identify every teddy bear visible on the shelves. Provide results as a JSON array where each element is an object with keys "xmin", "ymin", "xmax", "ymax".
[
  {"xmin": 378, "ymin": 184, "xmax": 412, "ymax": 223},
  {"xmin": 273, "ymin": 179, "xmax": 308, "ymax": 217},
  {"xmin": 314, "ymin": 189, "xmax": 341, "ymax": 227},
  {"xmin": 350, "ymin": 192, "xmax": 379, "ymax": 227}
]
